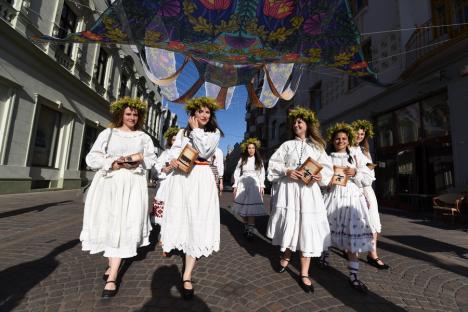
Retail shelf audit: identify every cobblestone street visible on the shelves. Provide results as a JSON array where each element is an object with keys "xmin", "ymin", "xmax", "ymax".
[{"xmin": 0, "ymin": 190, "xmax": 467, "ymax": 312}]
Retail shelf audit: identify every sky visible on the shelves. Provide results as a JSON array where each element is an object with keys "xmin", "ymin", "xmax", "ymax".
[{"xmin": 163, "ymin": 55, "xmax": 248, "ymax": 155}]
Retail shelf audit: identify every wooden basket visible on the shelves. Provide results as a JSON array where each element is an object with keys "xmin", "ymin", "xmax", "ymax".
[{"xmin": 177, "ymin": 144, "xmax": 199, "ymax": 174}]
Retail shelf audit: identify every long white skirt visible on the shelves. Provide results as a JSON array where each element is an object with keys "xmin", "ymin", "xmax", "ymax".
[
  {"xmin": 232, "ymin": 174, "xmax": 266, "ymax": 217},
  {"xmin": 267, "ymin": 178, "xmax": 331, "ymax": 257},
  {"xmin": 323, "ymin": 183, "xmax": 373, "ymax": 253},
  {"xmin": 80, "ymin": 169, "xmax": 151, "ymax": 258},
  {"xmin": 363, "ymin": 186, "xmax": 381, "ymax": 233},
  {"xmin": 160, "ymin": 165, "xmax": 220, "ymax": 258}
]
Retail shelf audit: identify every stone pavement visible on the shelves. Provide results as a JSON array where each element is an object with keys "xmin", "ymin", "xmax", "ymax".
[{"xmin": 0, "ymin": 190, "xmax": 467, "ymax": 312}]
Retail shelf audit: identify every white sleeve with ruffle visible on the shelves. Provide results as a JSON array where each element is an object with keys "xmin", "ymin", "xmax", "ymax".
[
  {"xmin": 352, "ymin": 154, "xmax": 375, "ymax": 187},
  {"xmin": 215, "ymin": 148, "xmax": 224, "ymax": 178},
  {"xmin": 259, "ymin": 165, "xmax": 266, "ymax": 188},
  {"xmin": 85, "ymin": 129, "xmax": 118, "ymax": 171},
  {"xmin": 315, "ymin": 148, "xmax": 333, "ymax": 187},
  {"xmin": 267, "ymin": 143, "xmax": 290, "ymax": 183},
  {"xmin": 141, "ymin": 134, "xmax": 157, "ymax": 169},
  {"xmin": 189, "ymin": 128, "xmax": 220, "ymax": 159},
  {"xmin": 232, "ymin": 159, "xmax": 242, "ymax": 188}
]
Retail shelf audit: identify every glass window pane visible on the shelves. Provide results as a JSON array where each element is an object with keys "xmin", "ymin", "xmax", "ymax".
[
  {"xmin": 395, "ymin": 103, "xmax": 420, "ymax": 144},
  {"xmin": 80, "ymin": 125, "xmax": 99, "ymax": 170},
  {"xmin": 32, "ymin": 106, "xmax": 61, "ymax": 167},
  {"xmin": 421, "ymin": 93, "xmax": 450, "ymax": 138},
  {"xmin": 376, "ymin": 113, "xmax": 393, "ymax": 147}
]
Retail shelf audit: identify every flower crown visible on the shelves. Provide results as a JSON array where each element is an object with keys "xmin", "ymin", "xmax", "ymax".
[
  {"xmin": 163, "ymin": 127, "xmax": 180, "ymax": 139},
  {"xmin": 351, "ymin": 119, "xmax": 375, "ymax": 138},
  {"xmin": 185, "ymin": 96, "xmax": 219, "ymax": 114},
  {"xmin": 326, "ymin": 122, "xmax": 356, "ymax": 146},
  {"xmin": 110, "ymin": 97, "xmax": 148, "ymax": 119},
  {"xmin": 288, "ymin": 107, "xmax": 319, "ymax": 126},
  {"xmin": 240, "ymin": 137, "xmax": 261, "ymax": 152}
]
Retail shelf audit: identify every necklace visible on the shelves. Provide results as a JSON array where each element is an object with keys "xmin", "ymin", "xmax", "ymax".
[{"xmin": 296, "ymin": 139, "xmax": 306, "ymax": 166}]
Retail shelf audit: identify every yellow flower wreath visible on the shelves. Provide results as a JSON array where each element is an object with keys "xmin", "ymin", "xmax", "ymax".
[{"xmin": 325, "ymin": 122, "xmax": 356, "ymax": 146}]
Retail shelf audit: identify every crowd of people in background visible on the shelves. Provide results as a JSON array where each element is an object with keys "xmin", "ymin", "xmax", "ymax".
[{"xmin": 81, "ymin": 96, "xmax": 388, "ymax": 299}]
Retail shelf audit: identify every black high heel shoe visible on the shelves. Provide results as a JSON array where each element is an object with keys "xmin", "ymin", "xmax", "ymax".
[
  {"xmin": 102, "ymin": 266, "xmax": 110, "ymax": 281},
  {"xmin": 181, "ymin": 280, "xmax": 194, "ymax": 300},
  {"xmin": 275, "ymin": 257, "xmax": 290, "ymax": 273},
  {"xmin": 349, "ymin": 274, "xmax": 368, "ymax": 293},
  {"xmin": 299, "ymin": 276, "xmax": 314, "ymax": 293},
  {"xmin": 101, "ymin": 281, "xmax": 118, "ymax": 298},
  {"xmin": 367, "ymin": 255, "xmax": 389, "ymax": 270}
]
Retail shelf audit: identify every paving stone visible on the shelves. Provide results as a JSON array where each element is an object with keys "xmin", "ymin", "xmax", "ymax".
[{"xmin": 0, "ymin": 190, "xmax": 467, "ymax": 311}]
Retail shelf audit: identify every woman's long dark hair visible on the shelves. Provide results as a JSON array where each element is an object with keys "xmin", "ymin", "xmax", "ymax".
[
  {"xmin": 327, "ymin": 130, "xmax": 354, "ymax": 164},
  {"xmin": 240, "ymin": 144, "xmax": 263, "ymax": 171},
  {"xmin": 184, "ymin": 106, "xmax": 224, "ymax": 137}
]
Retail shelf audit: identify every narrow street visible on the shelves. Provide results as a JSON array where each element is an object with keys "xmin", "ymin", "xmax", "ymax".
[{"xmin": 0, "ymin": 190, "xmax": 467, "ymax": 312}]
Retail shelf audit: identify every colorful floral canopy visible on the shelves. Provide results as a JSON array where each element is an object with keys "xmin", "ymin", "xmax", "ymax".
[{"xmin": 38, "ymin": 0, "xmax": 374, "ymax": 108}]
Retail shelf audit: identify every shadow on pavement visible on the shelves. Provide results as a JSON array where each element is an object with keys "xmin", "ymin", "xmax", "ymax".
[
  {"xmin": 0, "ymin": 239, "xmax": 79, "ymax": 312},
  {"xmin": 221, "ymin": 206, "xmax": 409, "ymax": 311},
  {"xmin": 119, "ymin": 226, "xmax": 160, "ymax": 283},
  {"xmin": 220, "ymin": 208, "xmax": 277, "ymax": 271},
  {"xmin": 136, "ymin": 264, "xmax": 210, "ymax": 312},
  {"xmin": 0, "ymin": 201, "xmax": 73, "ymax": 219},
  {"xmin": 308, "ymin": 264, "xmax": 408, "ymax": 312},
  {"xmin": 378, "ymin": 240, "xmax": 468, "ymax": 277},
  {"xmin": 386, "ymin": 235, "xmax": 468, "ymax": 259}
]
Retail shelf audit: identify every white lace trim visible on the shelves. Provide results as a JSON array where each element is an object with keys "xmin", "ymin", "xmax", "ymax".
[{"xmin": 162, "ymin": 242, "xmax": 220, "ymax": 258}]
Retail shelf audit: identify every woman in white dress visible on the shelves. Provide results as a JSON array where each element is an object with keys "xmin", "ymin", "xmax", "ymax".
[
  {"xmin": 322, "ymin": 122, "xmax": 374, "ymax": 293},
  {"xmin": 151, "ymin": 127, "xmax": 179, "ymax": 226},
  {"xmin": 351, "ymin": 120, "xmax": 389, "ymax": 270},
  {"xmin": 81, "ymin": 97, "xmax": 156, "ymax": 298},
  {"xmin": 267, "ymin": 107, "xmax": 333, "ymax": 293},
  {"xmin": 160, "ymin": 97, "xmax": 222, "ymax": 300},
  {"xmin": 232, "ymin": 138, "xmax": 266, "ymax": 240}
]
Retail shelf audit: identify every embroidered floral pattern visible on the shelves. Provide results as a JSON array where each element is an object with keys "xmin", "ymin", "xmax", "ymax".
[{"xmin": 38, "ymin": 0, "xmax": 375, "ymax": 78}]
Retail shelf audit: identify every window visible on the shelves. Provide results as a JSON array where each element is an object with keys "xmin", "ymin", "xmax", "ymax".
[
  {"xmin": 58, "ymin": 3, "xmax": 77, "ymax": 56},
  {"xmin": 0, "ymin": 84, "xmax": 14, "ymax": 164},
  {"xmin": 95, "ymin": 48, "xmax": 109, "ymax": 87},
  {"xmin": 395, "ymin": 103, "xmax": 420, "ymax": 144},
  {"xmin": 421, "ymin": 93, "xmax": 450, "ymax": 138},
  {"xmin": 119, "ymin": 74, "xmax": 128, "ymax": 97},
  {"xmin": 455, "ymin": 0, "xmax": 468, "ymax": 22},
  {"xmin": 376, "ymin": 113, "xmax": 393, "ymax": 148},
  {"xmin": 309, "ymin": 82, "xmax": 322, "ymax": 111},
  {"xmin": 350, "ymin": 0, "xmax": 368, "ymax": 15},
  {"xmin": 362, "ymin": 39, "xmax": 372, "ymax": 64},
  {"xmin": 80, "ymin": 125, "xmax": 99, "ymax": 170},
  {"xmin": 432, "ymin": 0, "xmax": 451, "ymax": 38},
  {"xmin": 32, "ymin": 106, "xmax": 61, "ymax": 167}
]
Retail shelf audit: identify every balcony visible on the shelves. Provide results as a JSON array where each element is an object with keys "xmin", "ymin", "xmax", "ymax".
[
  {"xmin": 405, "ymin": 18, "xmax": 468, "ymax": 73},
  {"xmin": 95, "ymin": 83, "xmax": 106, "ymax": 97},
  {"xmin": 0, "ymin": 0, "xmax": 17, "ymax": 24},
  {"xmin": 54, "ymin": 47, "xmax": 74, "ymax": 70}
]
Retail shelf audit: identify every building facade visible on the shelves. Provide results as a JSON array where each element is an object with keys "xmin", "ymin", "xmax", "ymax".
[
  {"xmin": 0, "ymin": 0, "xmax": 177, "ymax": 194},
  {"xmin": 245, "ymin": 0, "xmax": 468, "ymax": 209}
]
